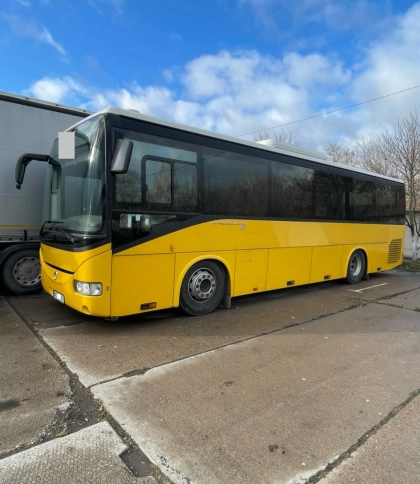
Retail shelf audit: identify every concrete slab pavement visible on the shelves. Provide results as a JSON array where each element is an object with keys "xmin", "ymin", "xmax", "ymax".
[
  {"xmin": 0, "ymin": 296, "xmax": 69, "ymax": 456},
  {"xmin": 9, "ymin": 271, "xmax": 420, "ymax": 389},
  {"xmin": 0, "ymin": 421, "xmax": 156, "ymax": 484},
  {"xmin": 92, "ymin": 303, "xmax": 420, "ymax": 484},
  {"xmin": 8, "ymin": 293, "xmax": 97, "ymax": 330},
  {"xmin": 347, "ymin": 270, "xmax": 420, "ymax": 301},
  {"xmin": 319, "ymin": 395, "xmax": 420, "ymax": 484},
  {"xmin": 378, "ymin": 287, "xmax": 420, "ymax": 311},
  {"xmin": 21, "ymin": 282, "xmax": 364, "ymax": 387}
]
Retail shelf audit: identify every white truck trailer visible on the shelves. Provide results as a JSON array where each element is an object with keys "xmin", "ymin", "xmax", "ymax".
[{"xmin": 0, "ymin": 91, "xmax": 91, "ymax": 294}]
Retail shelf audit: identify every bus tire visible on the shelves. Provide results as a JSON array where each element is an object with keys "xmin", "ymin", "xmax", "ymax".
[
  {"xmin": 345, "ymin": 250, "xmax": 366, "ymax": 284},
  {"xmin": 2, "ymin": 250, "xmax": 42, "ymax": 295},
  {"xmin": 180, "ymin": 260, "xmax": 225, "ymax": 316}
]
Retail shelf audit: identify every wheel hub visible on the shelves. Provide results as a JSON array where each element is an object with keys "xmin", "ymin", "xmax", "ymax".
[
  {"xmin": 13, "ymin": 257, "xmax": 41, "ymax": 286},
  {"xmin": 188, "ymin": 269, "xmax": 217, "ymax": 301},
  {"xmin": 350, "ymin": 254, "xmax": 362, "ymax": 277}
]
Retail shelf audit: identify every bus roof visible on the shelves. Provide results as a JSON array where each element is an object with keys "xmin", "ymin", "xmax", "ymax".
[{"xmin": 69, "ymin": 106, "xmax": 404, "ymax": 185}]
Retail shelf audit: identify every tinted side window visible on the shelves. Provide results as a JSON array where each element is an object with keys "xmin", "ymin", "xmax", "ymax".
[
  {"xmin": 315, "ymin": 172, "xmax": 345, "ymax": 220},
  {"xmin": 174, "ymin": 163, "xmax": 197, "ymax": 209},
  {"xmin": 114, "ymin": 130, "xmax": 198, "ymax": 212},
  {"xmin": 347, "ymin": 178, "xmax": 377, "ymax": 222},
  {"xmin": 376, "ymin": 184, "xmax": 405, "ymax": 223},
  {"xmin": 145, "ymin": 159, "xmax": 171, "ymax": 204},
  {"xmin": 270, "ymin": 162, "xmax": 313, "ymax": 219},
  {"xmin": 202, "ymin": 148, "xmax": 269, "ymax": 216}
]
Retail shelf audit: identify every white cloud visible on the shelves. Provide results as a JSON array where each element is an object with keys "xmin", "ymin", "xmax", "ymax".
[
  {"xmin": 88, "ymin": 0, "xmax": 125, "ymax": 15},
  {"xmin": 21, "ymin": 3, "xmax": 420, "ymax": 150},
  {"xmin": 238, "ymin": 0, "xmax": 278, "ymax": 30},
  {"xmin": 283, "ymin": 52, "xmax": 350, "ymax": 88},
  {"xmin": 304, "ymin": 0, "xmax": 385, "ymax": 30},
  {"xmin": 0, "ymin": 13, "xmax": 67, "ymax": 56},
  {"xmin": 350, "ymin": 2, "xmax": 420, "ymax": 133},
  {"xmin": 239, "ymin": 0, "xmax": 393, "ymax": 45},
  {"xmin": 22, "ymin": 49, "xmax": 340, "ymax": 146},
  {"xmin": 38, "ymin": 26, "xmax": 66, "ymax": 56},
  {"xmin": 24, "ymin": 77, "xmax": 84, "ymax": 103}
]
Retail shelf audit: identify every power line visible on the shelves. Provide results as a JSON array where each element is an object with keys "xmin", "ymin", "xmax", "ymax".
[{"xmin": 235, "ymin": 84, "xmax": 420, "ymax": 138}]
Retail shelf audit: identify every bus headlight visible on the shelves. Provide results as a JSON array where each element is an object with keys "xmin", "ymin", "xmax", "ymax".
[{"xmin": 74, "ymin": 281, "xmax": 102, "ymax": 296}]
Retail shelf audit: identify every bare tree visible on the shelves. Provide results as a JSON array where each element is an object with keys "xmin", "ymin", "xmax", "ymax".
[
  {"xmin": 355, "ymin": 132, "xmax": 397, "ymax": 177},
  {"xmin": 325, "ymin": 134, "xmax": 396, "ymax": 174},
  {"xmin": 254, "ymin": 130, "xmax": 301, "ymax": 145},
  {"xmin": 325, "ymin": 123, "xmax": 417, "ymax": 258},
  {"xmin": 380, "ymin": 108, "xmax": 420, "ymax": 260},
  {"xmin": 324, "ymin": 140, "xmax": 358, "ymax": 166}
]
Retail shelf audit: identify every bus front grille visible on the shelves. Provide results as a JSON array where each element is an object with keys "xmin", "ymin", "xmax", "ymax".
[{"xmin": 388, "ymin": 239, "xmax": 402, "ymax": 263}]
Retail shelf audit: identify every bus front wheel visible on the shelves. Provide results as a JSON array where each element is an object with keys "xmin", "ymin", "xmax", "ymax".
[
  {"xmin": 345, "ymin": 250, "xmax": 366, "ymax": 284},
  {"xmin": 180, "ymin": 261, "xmax": 225, "ymax": 316}
]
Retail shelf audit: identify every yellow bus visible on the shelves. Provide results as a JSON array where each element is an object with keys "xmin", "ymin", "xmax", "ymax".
[{"xmin": 16, "ymin": 107, "xmax": 405, "ymax": 317}]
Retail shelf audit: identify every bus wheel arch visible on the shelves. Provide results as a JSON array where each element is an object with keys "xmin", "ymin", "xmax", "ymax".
[
  {"xmin": 179, "ymin": 259, "xmax": 229, "ymax": 316},
  {"xmin": 345, "ymin": 249, "xmax": 367, "ymax": 284}
]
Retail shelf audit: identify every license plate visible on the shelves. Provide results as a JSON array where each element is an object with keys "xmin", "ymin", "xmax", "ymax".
[{"xmin": 52, "ymin": 290, "xmax": 65, "ymax": 304}]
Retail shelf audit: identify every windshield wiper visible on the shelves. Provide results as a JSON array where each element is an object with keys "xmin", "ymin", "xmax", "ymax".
[
  {"xmin": 56, "ymin": 225, "xmax": 79, "ymax": 243},
  {"xmin": 40, "ymin": 220, "xmax": 79, "ymax": 243},
  {"xmin": 40, "ymin": 220, "xmax": 63, "ymax": 236}
]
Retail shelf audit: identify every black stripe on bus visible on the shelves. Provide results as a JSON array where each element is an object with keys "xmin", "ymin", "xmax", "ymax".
[{"xmin": 111, "ymin": 214, "xmax": 405, "ymax": 255}]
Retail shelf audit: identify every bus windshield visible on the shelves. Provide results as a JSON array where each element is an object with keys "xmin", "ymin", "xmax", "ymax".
[{"xmin": 42, "ymin": 115, "xmax": 106, "ymax": 243}]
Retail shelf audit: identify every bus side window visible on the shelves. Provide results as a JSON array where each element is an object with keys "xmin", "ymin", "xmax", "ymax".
[
  {"xmin": 376, "ymin": 184, "xmax": 401, "ymax": 223},
  {"xmin": 202, "ymin": 148, "xmax": 269, "ymax": 217},
  {"xmin": 145, "ymin": 159, "xmax": 171, "ymax": 204},
  {"xmin": 270, "ymin": 163, "xmax": 313, "ymax": 219},
  {"xmin": 174, "ymin": 162, "xmax": 197, "ymax": 210},
  {"xmin": 315, "ymin": 172, "xmax": 345, "ymax": 220},
  {"xmin": 114, "ymin": 130, "xmax": 198, "ymax": 212},
  {"xmin": 348, "ymin": 179, "xmax": 376, "ymax": 222}
]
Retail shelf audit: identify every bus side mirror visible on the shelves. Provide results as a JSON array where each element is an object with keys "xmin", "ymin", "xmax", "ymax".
[
  {"xmin": 110, "ymin": 139, "xmax": 133, "ymax": 174},
  {"xmin": 15, "ymin": 153, "xmax": 49, "ymax": 189}
]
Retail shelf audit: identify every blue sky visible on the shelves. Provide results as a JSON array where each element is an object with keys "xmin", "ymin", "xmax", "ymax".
[{"xmin": 1, "ymin": 0, "xmax": 420, "ymax": 148}]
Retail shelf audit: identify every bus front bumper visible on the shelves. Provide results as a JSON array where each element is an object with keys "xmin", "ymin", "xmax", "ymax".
[{"xmin": 40, "ymin": 250, "xmax": 112, "ymax": 317}]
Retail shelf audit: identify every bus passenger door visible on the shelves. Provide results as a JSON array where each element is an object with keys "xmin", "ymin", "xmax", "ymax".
[{"xmin": 111, "ymin": 253, "xmax": 175, "ymax": 317}]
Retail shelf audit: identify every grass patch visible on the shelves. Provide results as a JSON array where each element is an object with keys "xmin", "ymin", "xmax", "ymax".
[
  {"xmin": 399, "ymin": 260, "xmax": 420, "ymax": 272},
  {"xmin": 55, "ymin": 428, "xmax": 67, "ymax": 438}
]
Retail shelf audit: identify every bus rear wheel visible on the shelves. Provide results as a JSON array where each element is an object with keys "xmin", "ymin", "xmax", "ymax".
[
  {"xmin": 180, "ymin": 261, "xmax": 225, "ymax": 316},
  {"xmin": 2, "ymin": 249, "xmax": 42, "ymax": 295},
  {"xmin": 345, "ymin": 250, "xmax": 366, "ymax": 284}
]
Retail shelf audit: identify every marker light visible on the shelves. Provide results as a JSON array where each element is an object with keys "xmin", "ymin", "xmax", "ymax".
[{"xmin": 74, "ymin": 281, "xmax": 102, "ymax": 296}]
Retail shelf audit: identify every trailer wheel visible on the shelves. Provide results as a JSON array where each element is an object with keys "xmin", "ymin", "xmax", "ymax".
[
  {"xmin": 2, "ymin": 250, "xmax": 42, "ymax": 295},
  {"xmin": 180, "ymin": 261, "xmax": 225, "ymax": 316},
  {"xmin": 345, "ymin": 250, "xmax": 366, "ymax": 284}
]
